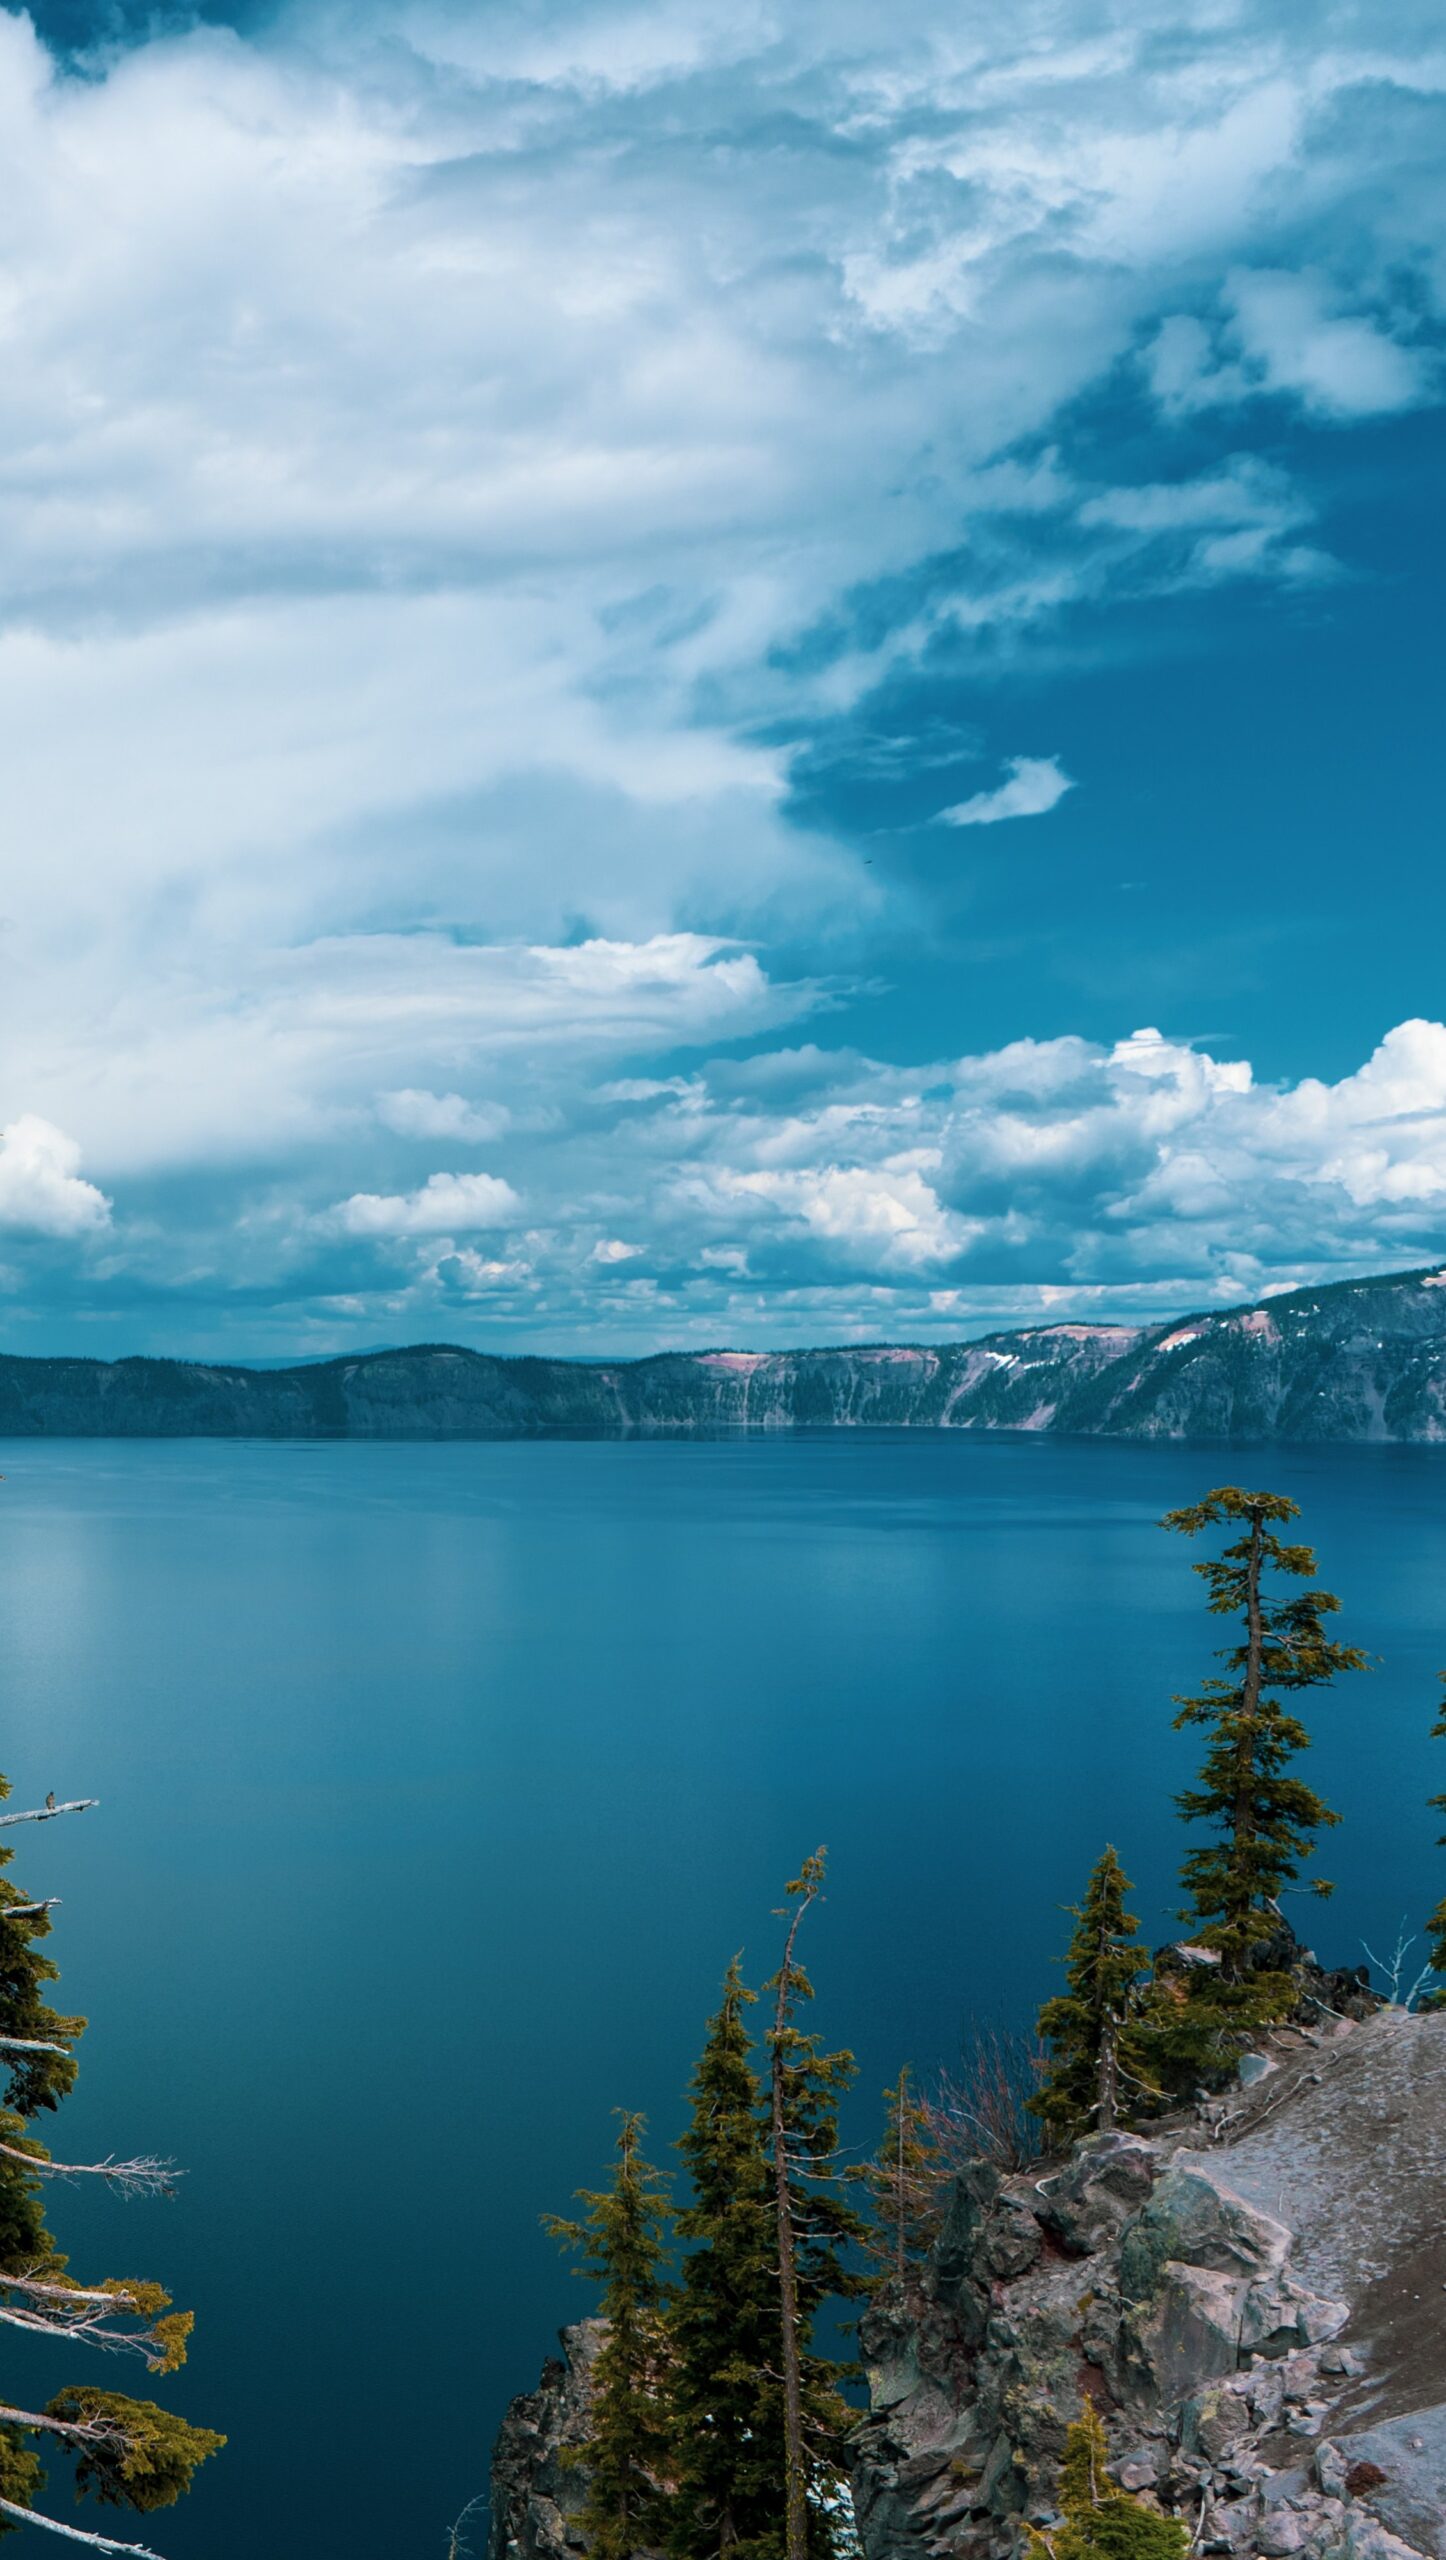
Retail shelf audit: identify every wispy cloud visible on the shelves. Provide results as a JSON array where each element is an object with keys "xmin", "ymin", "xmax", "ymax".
[{"xmin": 937, "ymin": 757, "xmax": 1075, "ymax": 828}]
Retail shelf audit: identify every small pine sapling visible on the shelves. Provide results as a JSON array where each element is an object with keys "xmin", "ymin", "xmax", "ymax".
[
  {"xmin": 1030, "ymin": 2404, "xmax": 1187, "ymax": 2560},
  {"xmin": 856, "ymin": 2066, "xmax": 947, "ymax": 2289}
]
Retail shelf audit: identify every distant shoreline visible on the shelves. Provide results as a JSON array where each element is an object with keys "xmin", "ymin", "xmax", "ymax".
[{"xmin": 1, "ymin": 1261, "xmax": 1444, "ymax": 1443}]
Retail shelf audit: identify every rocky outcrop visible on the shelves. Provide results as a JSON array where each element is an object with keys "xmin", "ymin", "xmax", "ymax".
[
  {"xmin": 6, "ymin": 1263, "xmax": 1446, "ymax": 1440},
  {"xmin": 488, "ymin": 2321, "xmax": 602, "ymax": 2560},
  {"xmin": 852, "ymin": 2010, "xmax": 1446, "ymax": 2560}
]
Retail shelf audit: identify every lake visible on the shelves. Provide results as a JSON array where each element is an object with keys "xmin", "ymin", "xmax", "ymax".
[{"xmin": 0, "ymin": 1432, "xmax": 1442, "ymax": 2559}]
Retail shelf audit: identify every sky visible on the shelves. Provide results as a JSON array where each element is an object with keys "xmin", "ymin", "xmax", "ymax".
[{"xmin": 0, "ymin": 0, "xmax": 1444, "ymax": 1359}]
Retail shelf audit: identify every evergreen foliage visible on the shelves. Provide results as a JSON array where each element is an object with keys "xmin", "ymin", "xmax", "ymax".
[
  {"xmin": 764, "ymin": 1852, "xmax": 868, "ymax": 2560},
  {"xmin": 1032, "ymin": 1849, "xmax": 1157, "ymax": 2145},
  {"xmin": 856, "ymin": 2067, "xmax": 946, "ymax": 2287},
  {"xmin": 1163, "ymin": 1487, "xmax": 1362, "ymax": 2001},
  {"xmin": 1030, "ymin": 2405, "xmax": 1187, "ymax": 2560},
  {"xmin": 49, "ymin": 2394, "xmax": 226, "ymax": 2516},
  {"xmin": 546, "ymin": 2112, "xmax": 674, "ymax": 2560},
  {"xmin": 1424, "ymin": 1676, "xmax": 1446, "ymax": 2010},
  {"xmin": 668, "ymin": 1959, "xmax": 782, "ymax": 2560},
  {"xmin": 0, "ymin": 1768, "xmax": 223, "ymax": 2544}
]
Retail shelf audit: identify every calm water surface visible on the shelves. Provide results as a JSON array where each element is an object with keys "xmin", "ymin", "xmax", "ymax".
[{"xmin": 0, "ymin": 1433, "xmax": 1442, "ymax": 2559}]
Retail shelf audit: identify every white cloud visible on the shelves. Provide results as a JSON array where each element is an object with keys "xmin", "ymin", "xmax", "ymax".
[
  {"xmin": 0, "ymin": 1118, "xmax": 110, "ymax": 1240},
  {"xmin": 0, "ymin": 1, "xmax": 1440, "ymax": 1349},
  {"xmin": 591, "ymin": 1238, "xmax": 644, "ymax": 1263},
  {"xmin": 937, "ymin": 756, "xmax": 1075, "ymax": 828},
  {"xmin": 1226, "ymin": 269, "xmax": 1429, "ymax": 420},
  {"xmin": 375, "ymin": 1091, "xmax": 512, "ymax": 1143},
  {"xmin": 1147, "ymin": 275, "xmax": 1431, "ymax": 423},
  {"xmin": 334, "ymin": 1170, "xmax": 522, "ymax": 1237}
]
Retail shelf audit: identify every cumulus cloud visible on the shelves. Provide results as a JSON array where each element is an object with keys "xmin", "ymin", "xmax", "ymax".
[
  {"xmin": 0, "ymin": 1118, "xmax": 110, "ymax": 1240},
  {"xmin": 334, "ymin": 1171, "xmax": 521, "ymax": 1237},
  {"xmin": 937, "ymin": 757, "xmax": 1074, "ymax": 828}
]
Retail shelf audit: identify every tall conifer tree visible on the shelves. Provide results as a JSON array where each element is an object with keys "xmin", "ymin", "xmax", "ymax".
[
  {"xmin": 765, "ymin": 1853, "xmax": 867, "ymax": 2560},
  {"xmin": 1424, "ymin": 1676, "xmax": 1446, "ymax": 2009},
  {"xmin": 1163, "ymin": 1487, "xmax": 1362, "ymax": 1996},
  {"xmin": 0, "ymin": 1775, "xmax": 223, "ymax": 2555},
  {"xmin": 668, "ymin": 1959, "xmax": 780, "ymax": 2560},
  {"xmin": 546, "ymin": 2112, "xmax": 674, "ymax": 2560},
  {"xmin": 1033, "ymin": 1847, "xmax": 1155, "ymax": 2145}
]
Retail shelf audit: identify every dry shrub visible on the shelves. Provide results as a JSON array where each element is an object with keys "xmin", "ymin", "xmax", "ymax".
[{"xmin": 924, "ymin": 2018, "xmax": 1047, "ymax": 2174}]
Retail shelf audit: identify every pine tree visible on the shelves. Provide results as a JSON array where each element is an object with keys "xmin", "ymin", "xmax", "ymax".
[
  {"xmin": 668, "ymin": 1959, "xmax": 781, "ymax": 2560},
  {"xmin": 1424, "ymin": 1676, "xmax": 1446, "ymax": 2010},
  {"xmin": 1163, "ymin": 1487, "xmax": 1362, "ymax": 1998},
  {"xmin": 1029, "ymin": 2403, "xmax": 1187, "ymax": 2560},
  {"xmin": 546, "ymin": 2111, "xmax": 674, "ymax": 2560},
  {"xmin": 856, "ymin": 2067, "xmax": 946, "ymax": 2289},
  {"xmin": 0, "ymin": 1774, "xmax": 223, "ymax": 2556},
  {"xmin": 765, "ymin": 1852, "xmax": 867, "ymax": 2560},
  {"xmin": 1032, "ymin": 1848, "xmax": 1156, "ymax": 2146}
]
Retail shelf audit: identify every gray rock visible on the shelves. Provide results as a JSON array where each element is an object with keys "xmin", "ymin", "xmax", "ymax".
[
  {"xmin": 1119, "ymin": 2167, "xmax": 1290, "ymax": 2304},
  {"xmin": 1042, "ymin": 2133, "xmax": 1159, "ymax": 2257},
  {"xmin": 1127, "ymin": 2263, "xmax": 1247, "ymax": 2406},
  {"xmin": 488, "ymin": 2321, "xmax": 602, "ymax": 2560}
]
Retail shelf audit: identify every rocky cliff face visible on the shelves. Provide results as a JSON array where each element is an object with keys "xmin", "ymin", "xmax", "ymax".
[
  {"xmin": 5, "ymin": 1263, "xmax": 1446, "ymax": 1440},
  {"xmin": 488, "ymin": 2012, "xmax": 1446, "ymax": 2560},
  {"xmin": 853, "ymin": 2008, "xmax": 1446, "ymax": 2560},
  {"xmin": 488, "ymin": 2321, "xmax": 602, "ymax": 2560}
]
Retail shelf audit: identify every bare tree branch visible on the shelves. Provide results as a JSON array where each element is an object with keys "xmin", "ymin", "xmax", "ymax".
[
  {"xmin": 0, "ymin": 2036, "xmax": 77, "ymax": 2057},
  {"xmin": 0, "ymin": 2500, "xmax": 163, "ymax": 2559},
  {"xmin": 0, "ymin": 2304, "xmax": 163, "ymax": 2365},
  {"xmin": 0, "ymin": 1802, "xmax": 98, "ymax": 1830},
  {"xmin": 2, "ymin": 2277, "xmax": 141, "ymax": 2313},
  {"xmin": 0, "ymin": 2141, "xmax": 176, "ymax": 2196},
  {"xmin": 0, "ymin": 1902, "xmax": 62, "ymax": 1921},
  {"xmin": 0, "ymin": 2401, "xmax": 125, "ymax": 2446}
]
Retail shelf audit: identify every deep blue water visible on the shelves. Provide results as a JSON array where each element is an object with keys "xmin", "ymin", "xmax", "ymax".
[{"xmin": 0, "ymin": 1433, "xmax": 1443, "ymax": 2560}]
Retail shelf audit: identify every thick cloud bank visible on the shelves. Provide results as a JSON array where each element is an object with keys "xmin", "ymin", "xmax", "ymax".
[
  {"xmin": 0, "ymin": 0, "xmax": 1442, "ymax": 1348},
  {"xmin": 9, "ymin": 1016, "xmax": 1446, "ymax": 1350}
]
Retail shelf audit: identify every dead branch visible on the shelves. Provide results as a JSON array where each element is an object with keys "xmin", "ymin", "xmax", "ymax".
[
  {"xmin": 0, "ymin": 1901, "xmax": 62, "ymax": 1921},
  {"xmin": 0, "ymin": 2401, "xmax": 125, "ymax": 2446},
  {"xmin": 0, "ymin": 1801, "xmax": 98, "ymax": 1829},
  {"xmin": 0, "ymin": 2035, "xmax": 78, "ymax": 2057},
  {"xmin": 0, "ymin": 2500, "xmax": 163, "ymax": 2558},
  {"xmin": 0, "ymin": 2304, "xmax": 163, "ymax": 2365},
  {"xmin": 0, "ymin": 2141, "xmax": 176, "ymax": 2196},
  {"xmin": 3, "ymin": 2276, "xmax": 141, "ymax": 2312}
]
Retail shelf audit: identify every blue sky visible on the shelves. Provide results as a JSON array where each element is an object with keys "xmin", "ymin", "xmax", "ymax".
[{"xmin": 1, "ymin": 0, "xmax": 1444, "ymax": 1358}]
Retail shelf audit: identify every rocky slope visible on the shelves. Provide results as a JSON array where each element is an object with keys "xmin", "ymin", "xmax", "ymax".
[
  {"xmin": 488, "ymin": 2005, "xmax": 1446, "ymax": 2560},
  {"xmin": 5, "ymin": 1264, "xmax": 1446, "ymax": 1440},
  {"xmin": 853, "ymin": 2005, "xmax": 1446, "ymax": 2560}
]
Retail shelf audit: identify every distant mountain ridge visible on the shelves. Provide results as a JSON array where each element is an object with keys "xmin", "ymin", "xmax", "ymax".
[{"xmin": 4, "ymin": 1262, "xmax": 1446, "ymax": 1442}]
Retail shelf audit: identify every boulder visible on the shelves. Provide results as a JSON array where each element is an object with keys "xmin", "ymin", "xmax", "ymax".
[{"xmin": 1041, "ymin": 2132, "xmax": 1159, "ymax": 2257}]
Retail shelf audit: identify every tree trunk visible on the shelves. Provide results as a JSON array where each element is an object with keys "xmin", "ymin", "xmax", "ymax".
[
  {"xmin": 771, "ymin": 1902, "xmax": 811, "ymax": 2560},
  {"xmin": 1096, "ymin": 2009, "xmax": 1119, "ymax": 2134},
  {"xmin": 1227, "ymin": 1513, "xmax": 1266, "ymax": 1978}
]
